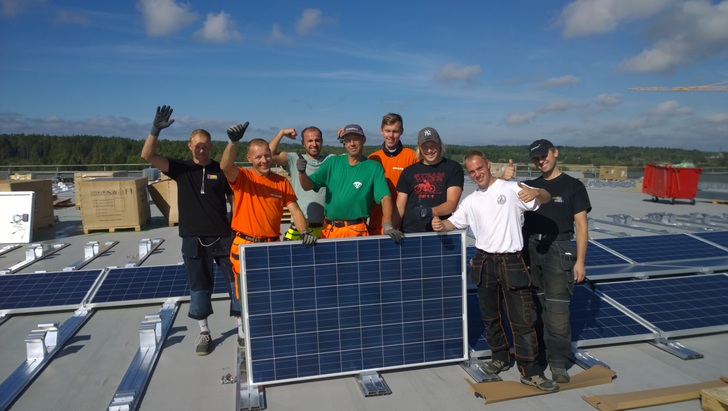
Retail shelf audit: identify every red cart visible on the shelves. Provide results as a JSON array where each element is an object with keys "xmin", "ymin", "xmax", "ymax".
[{"xmin": 642, "ymin": 164, "xmax": 702, "ymax": 205}]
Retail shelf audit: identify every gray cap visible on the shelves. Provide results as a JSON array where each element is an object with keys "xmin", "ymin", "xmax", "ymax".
[{"xmin": 417, "ymin": 127, "xmax": 442, "ymax": 146}]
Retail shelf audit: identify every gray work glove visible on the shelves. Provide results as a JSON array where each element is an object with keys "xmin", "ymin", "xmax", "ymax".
[
  {"xmin": 150, "ymin": 105, "xmax": 174, "ymax": 137},
  {"xmin": 296, "ymin": 153, "xmax": 307, "ymax": 173},
  {"xmin": 413, "ymin": 205, "xmax": 432, "ymax": 219},
  {"xmin": 227, "ymin": 122, "xmax": 250, "ymax": 144},
  {"xmin": 300, "ymin": 230, "xmax": 317, "ymax": 247},
  {"xmin": 382, "ymin": 222, "xmax": 403, "ymax": 244}
]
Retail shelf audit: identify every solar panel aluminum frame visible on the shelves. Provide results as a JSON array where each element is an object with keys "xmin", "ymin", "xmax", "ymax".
[{"xmin": 238, "ymin": 231, "xmax": 469, "ymax": 386}]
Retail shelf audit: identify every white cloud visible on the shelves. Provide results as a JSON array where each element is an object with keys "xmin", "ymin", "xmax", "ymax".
[
  {"xmin": 193, "ymin": 11, "xmax": 242, "ymax": 43},
  {"xmin": 0, "ymin": 0, "xmax": 44, "ymax": 18},
  {"xmin": 651, "ymin": 100, "xmax": 692, "ymax": 115},
  {"xmin": 54, "ymin": 10, "xmax": 91, "ymax": 26},
  {"xmin": 137, "ymin": 0, "xmax": 197, "ymax": 37},
  {"xmin": 537, "ymin": 100, "xmax": 581, "ymax": 113},
  {"xmin": 434, "ymin": 63, "xmax": 482, "ymax": 84},
  {"xmin": 538, "ymin": 75, "xmax": 581, "ymax": 89},
  {"xmin": 620, "ymin": 0, "xmax": 728, "ymax": 73},
  {"xmin": 267, "ymin": 23, "xmax": 293, "ymax": 45},
  {"xmin": 505, "ymin": 112, "xmax": 538, "ymax": 125},
  {"xmin": 703, "ymin": 113, "xmax": 728, "ymax": 124},
  {"xmin": 296, "ymin": 8, "xmax": 322, "ymax": 36},
  {"xmin": 595, "ymin": 93, "xmax": 623, "ymax": 107},
  {"xmin": 560, "ymin": 0, "xmax": 673, "ymax": 38}
]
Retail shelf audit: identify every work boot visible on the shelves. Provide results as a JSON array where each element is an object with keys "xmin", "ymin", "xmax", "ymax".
[
  {"xmin": 550, "ymin": 366, "xmax": 570, "ymax": 383},
  {"xmin": 520, "ymin": 374, "xmax": 559, "ymax": 391},
  {"xmin": 195, "ymin": 331, "xmax": 212, "ymax": 356},
  {"xmin": 481, "ymin": 359, "xmax": 511, "ymax": 374}
]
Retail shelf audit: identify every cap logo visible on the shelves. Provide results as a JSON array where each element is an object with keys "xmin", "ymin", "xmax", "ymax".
[
  {"xmin": 424, "ymin": 129, "xmax": 432, "ymax": 137},
  {"xmin": 530, "ymin": 144, "xmax": 541, "ymax": 152}
]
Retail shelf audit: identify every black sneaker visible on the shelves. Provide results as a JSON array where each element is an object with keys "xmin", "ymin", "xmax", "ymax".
[
  {"xmin": 520, "ymin": 374, "xmax": 559, "ymax": 392},
  {"xmin": 481, "ymin": 359, "xmax": 511, "ymax": 374},
  {"xmin": 550, "ymin": 366, "xmax": 570, "ymax": 383},
  {"xmin": 195, "ymin": 331, "xmax": 212, "ymax": 356}
]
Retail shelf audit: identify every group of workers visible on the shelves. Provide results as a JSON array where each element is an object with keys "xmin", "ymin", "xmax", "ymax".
[{"xmin": 140, "ymin": 105, "xmax": 591, "ymax": 392}]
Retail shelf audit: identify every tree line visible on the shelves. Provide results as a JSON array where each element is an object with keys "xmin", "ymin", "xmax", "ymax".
[{"xmin": 1, "ymin": 134, "xmax": 724, "ymax": 169}]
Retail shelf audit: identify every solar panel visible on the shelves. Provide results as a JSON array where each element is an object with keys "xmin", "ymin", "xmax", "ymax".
[
  {"xmin": 583, "ymin": 240, "xmax": 633, "ymax": 267},
  {"xmin": 0, "ymin": 269, "xmax": 102, "ymax": 313},
  {"xmin": 596, "ymin": 274, "xmax": 728, "ymax": 337},
  {"xmin": 693, "ymin": 231, "xmax": 728, "ymax": 249},
  {"xmin": 240, "ymin": 232, "xmax": 467, "ymax": 385},
  {"xmin": 593, "ymin": 234, "xmax": 728, "ymax": 264},
  {"xmin": 570, "ymin": 284, "xmax": 657, "ymax": 346},
  {"xmin": 89, "ymin": 263, "xmax": 229, "ymax": 306}
]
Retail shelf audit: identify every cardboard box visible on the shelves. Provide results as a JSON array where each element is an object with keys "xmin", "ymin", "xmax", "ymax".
[
  {"xmin": 702, "ymin": 386, "xmax": 728, "ymax": 411},
  {"xmin": 147, "ymin": 178, "xmax": 178, "ymax": 226},
  {"xmin": 599, "ymin": 166, "xmax": 643, "ymax": 181},
  {"xmin": 79, "ymin": 177, "xmax": 150, "ymax": 232},
  {"xmin": 0, "ymin": 179, "xmax": 55, "ymax": 230},
  {"xmin": 74, "ymin": 171, "xmax": 129, "ymax": 209}
]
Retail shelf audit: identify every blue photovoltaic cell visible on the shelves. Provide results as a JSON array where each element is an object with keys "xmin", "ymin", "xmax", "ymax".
[
  {"xmin": 241, "ymin": 233, "xmax": 466, "ymax": 385},
  {"xmin": 570, "ymin": 284, "xmax": 655, "ymax": 343},
  {"xmin": 90, "ymin": 263, "xmax": 229, "ymax": 304},
  {"xmin": 0, "ymin": 269, "xmax": 102, "ymax": 311},
  {"xmin": 694, "ymin": 231, "xmax": 728, "ymax": 249},
  {"xmin": 594, "ymin": 234, "xmax": 728, "ymax": 264},
  {"xmin": 583, "ymin": 241, "xmax": 632, "ymax": 267},
  {"xmin": 596, "ymin": 274, "xmax": 728, "ymax": 335}
]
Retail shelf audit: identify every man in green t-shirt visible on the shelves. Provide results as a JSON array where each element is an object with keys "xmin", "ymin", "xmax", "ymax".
[{"xmin": 298, "ymin": 124, "xmax": 403, "ymax": 242}]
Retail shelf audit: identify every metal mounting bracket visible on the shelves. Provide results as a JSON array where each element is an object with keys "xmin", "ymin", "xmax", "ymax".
[
  {"xmin": 64, "ymin": 240, "xmax": 118, "ymax": 271},
  {"xmin": 125, "ymin": 238, "xmax": 164, "ymax": 267},
  {"xmin": 460, "ymin": 359, "xmax": 503, "ymax": 383},
  {"xmin": 1, "ymin": 243, "xmax": 70, "ymax": 274},
  {"xmin": 649, "ymin": 337, "xmax": 703, "ymax": 360},
  {"xmin": 355, "ymin": 371, "xmax": 392, "ymax": 397}
]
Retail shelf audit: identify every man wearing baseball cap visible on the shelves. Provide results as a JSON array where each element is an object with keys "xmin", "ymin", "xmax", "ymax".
[
  {"xmin": 523, "ymin": 138, "xmax": 592, "ymax": 384},
  {"xmin": 298, "ymin": 124, "xmax": 403, "ymax": 242},
  {"xmin": 395, "ymin": 127, "xmax": 464, "ymax": 233}
]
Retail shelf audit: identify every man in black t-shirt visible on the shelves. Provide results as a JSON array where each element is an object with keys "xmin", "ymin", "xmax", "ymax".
[
  {"xmin": 523, "ymin": 139, "xmax": 592, "ymax": 384},
  {"xmin": 141, "ymin": 105, "xmax": 241, "ymax": 356},
  {"xmin": 396, "ymin": 127, "xmax": 464, "ymax": 232}
]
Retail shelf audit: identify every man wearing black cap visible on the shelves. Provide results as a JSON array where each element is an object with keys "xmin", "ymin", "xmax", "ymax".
[
  {"xmin": 395, "ymin": 127, "xmax": 464, "ymax": 232},
  {"xmin": 524, "ymin": 139, "xmax": 592, "ymax": 384},
  {"xmin": 298, "ymin": 124, "xmax": 403, "ymax": 242}
]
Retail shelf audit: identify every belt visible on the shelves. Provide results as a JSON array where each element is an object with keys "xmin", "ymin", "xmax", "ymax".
[
  {"xmin": 236, "ymin": 232, "xmax": 278, "ymax": 243},
  {"xmin": 532, "ymin": 233, "xmax": 572, "ymax": 241},
  {"xmin": 477, "ymin": 249, "xmax": 520, "ymax": 256},
  {"xmin": 290, "ymin": 223, "xmax": 323, "ymax": 229},
  {"xmin": 324, "ymin": 218, "xmax": 366, "ymax": 228}
]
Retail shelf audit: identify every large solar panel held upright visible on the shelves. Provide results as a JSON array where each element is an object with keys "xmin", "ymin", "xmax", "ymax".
[
  {"xmin": 239, "ymin": 232, "xmax": 468, "ymax": 385},
  {"xmin": 0, "ymin": 269, "xmax": 103, "ymax": 313}
]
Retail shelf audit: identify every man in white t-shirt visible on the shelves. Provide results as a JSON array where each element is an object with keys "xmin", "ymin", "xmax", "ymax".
[{"xmin": 432, "ymin": 150, "xmax": 557, "ymax": 391}]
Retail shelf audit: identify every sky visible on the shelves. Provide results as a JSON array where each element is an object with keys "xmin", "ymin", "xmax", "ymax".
[{"xmin": 0, "ymin": 0, "xmax": 727, "ymax": 153}]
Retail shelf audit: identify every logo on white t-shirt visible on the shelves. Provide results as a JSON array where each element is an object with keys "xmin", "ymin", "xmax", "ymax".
[
  {"xmin": 497, "ymin": 195, "xmax": 506, "ymax": 205},
  {"xmin": 353, "ymin": 181, "xmax": 362, "ymax": 189}
]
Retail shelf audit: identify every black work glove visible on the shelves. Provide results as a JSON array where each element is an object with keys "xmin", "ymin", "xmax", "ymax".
[
  {"xmin": 227, "ymin": 122, "xmax": 250, "ymax": 144},
  {"xmin": 300, "ymin": 230, "xmax": 317, "ymax": 247},
  {"xmin": 150, "ymin": 105, "xmax": 174, "ymax": 137},
  {"xmin": 413, "ymin": 205, "xmax": 432, "ymax": 219},
  {"xmin": 382, "ymin": 222, "xmax": 403, "ymax": 244},
  {"xmin": 296, "ymin": 153, "xmax": 307, "ymax": 173}
]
